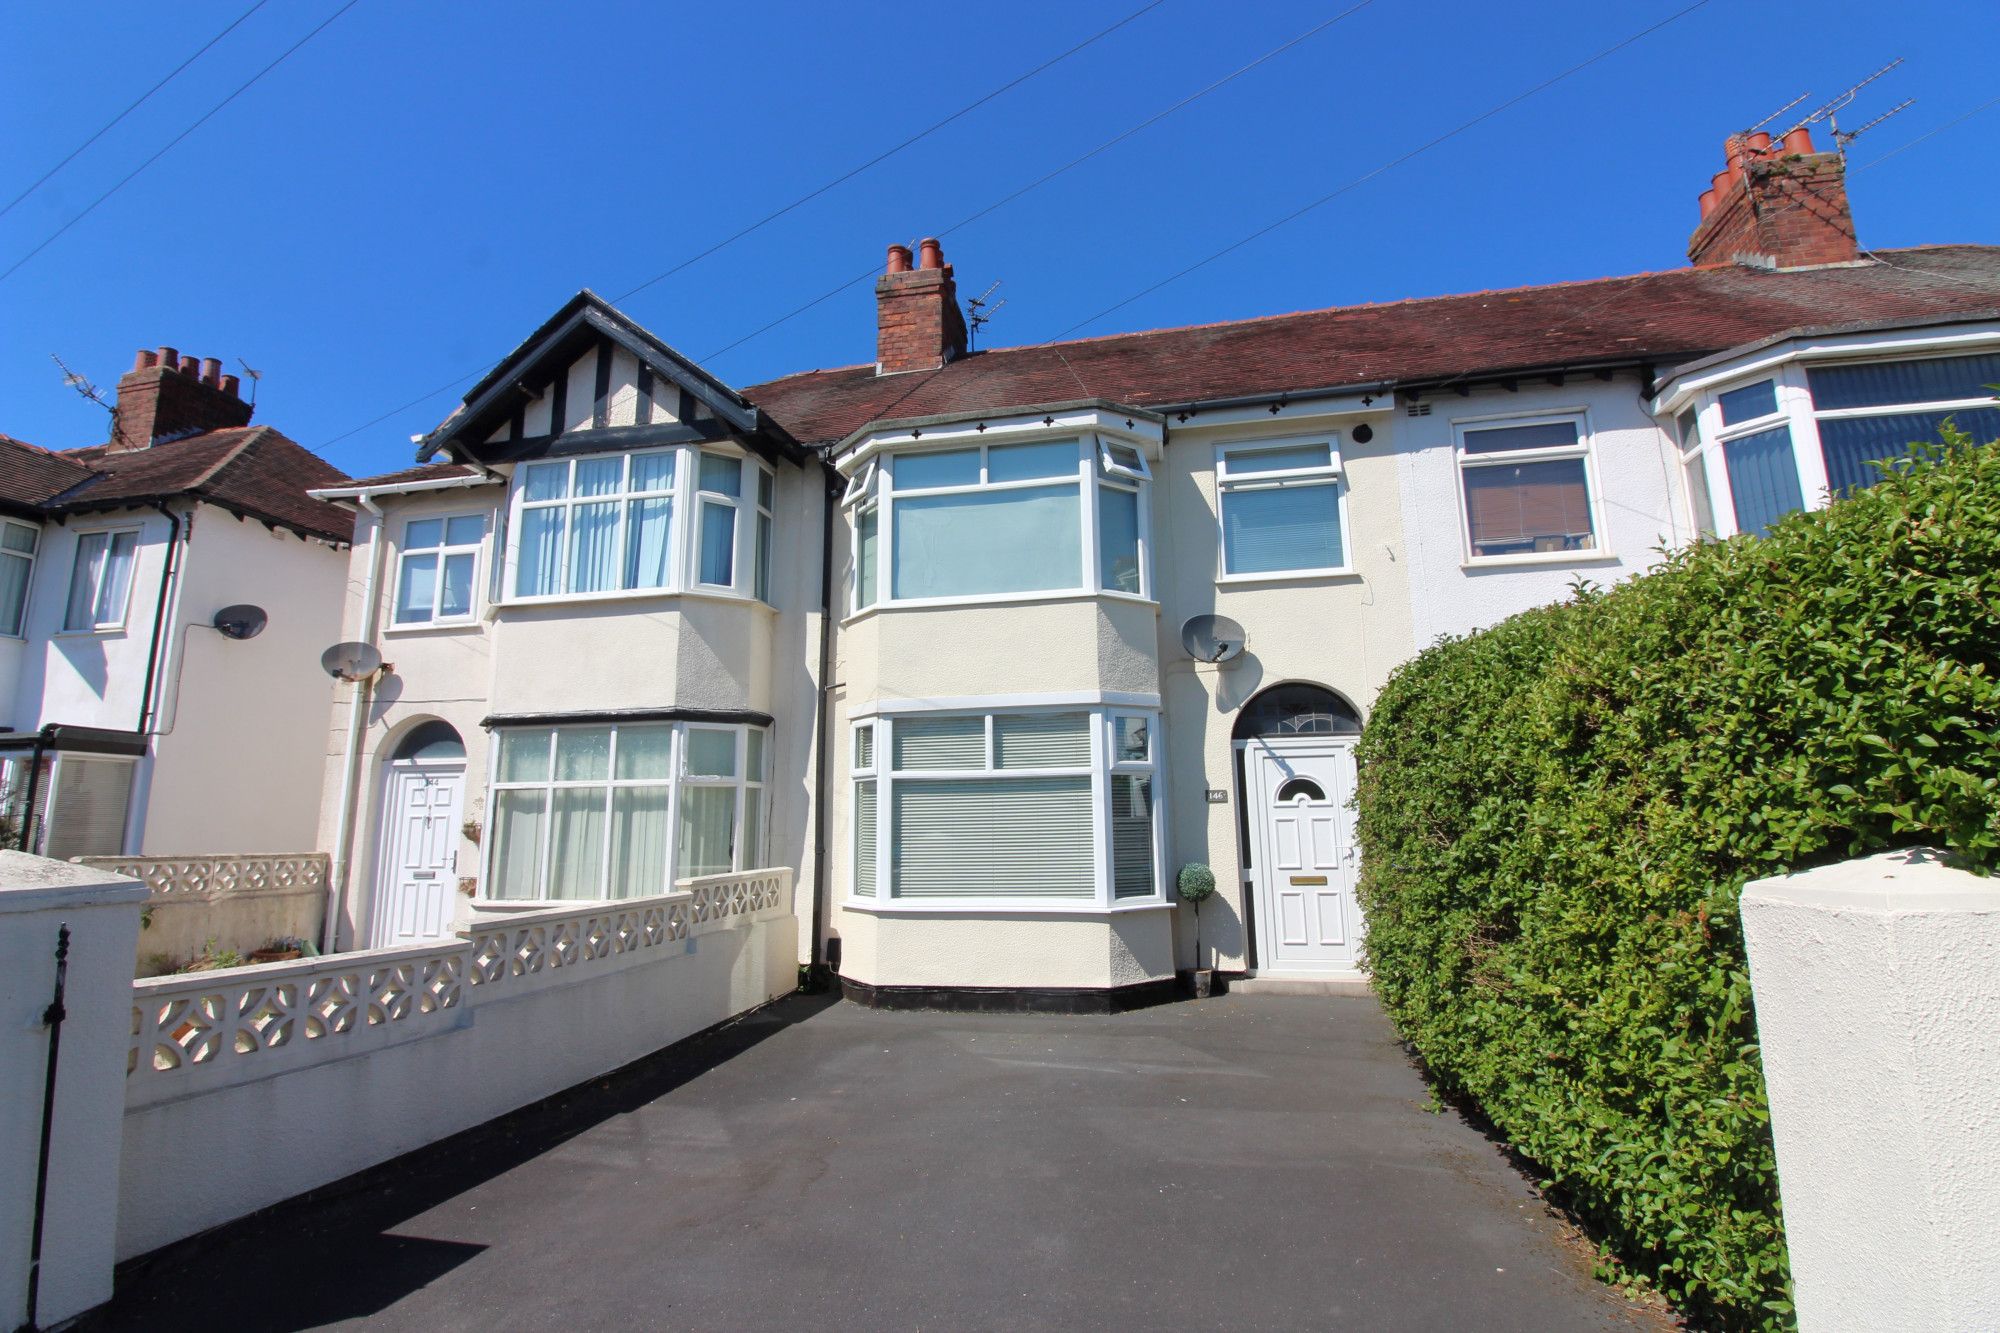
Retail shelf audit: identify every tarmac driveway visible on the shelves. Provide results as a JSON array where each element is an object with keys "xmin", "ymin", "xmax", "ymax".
[{"xmin": 88, "ymin": 991, "xmax": 1669, "ymax": 1331}]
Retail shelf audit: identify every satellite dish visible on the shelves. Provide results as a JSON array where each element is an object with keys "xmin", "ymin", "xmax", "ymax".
[
  {"xmin": 1181, "ymin": 614, "xmax": 1246, "ymax": 664},
  {"xmin": 212, "ymin": 604, "xmax": 268, "ymax": 640},
  {"xmin": 320, "ymin": 640, "xmax": 384, "ymax": 682}
]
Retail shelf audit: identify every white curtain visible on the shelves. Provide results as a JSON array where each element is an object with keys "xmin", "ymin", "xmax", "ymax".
[
  {"xmin": 547, "ymin": 786, "xmax": 606, "ymax": 898},
  {"xmin": 489, "ymin": 789, "xmax": 548, "ymax": 900},
  {"xmin": 0, "ymin": 551, "xmax": 34, "ymax": 636},
  {"xmin": 438, "ymin": 552, "xmax": 475, "ymax": 617},
  {"xmin": 608, "ymin": 786, "xmax": 670, "ymax": 897},
  {"xmin": 677, "ymin": 786, "xmax": 735, "ymax": 878},
  {"xmin": 65, "ymin": 532, "xmax": 107, "ymax": 630},
  {"xmin": 626, "ymin": 497, "xmax": 672, "ymax": 588},
  {"xmin": 568, "ymin": 501, "xmax": 620, "ymax": 594},
  {"xmin": 395, "ymin": 553, "xmax": 437, "ymax": 623},
  {"xmin": 517, "ymin": 509, "xmax": 563, "ymax": 596}
]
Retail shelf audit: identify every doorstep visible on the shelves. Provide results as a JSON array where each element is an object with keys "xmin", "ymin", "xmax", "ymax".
[{"xmin": 1227, "ymin": 971, "xmax": 1373, "ymax": 998}]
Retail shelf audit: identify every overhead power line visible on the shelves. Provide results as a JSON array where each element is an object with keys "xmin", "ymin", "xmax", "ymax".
[
  {"xmin": 1051, "ymin": 0, "xmax": 1715, "ymax": 339},
  {"xmin": 0, "ymin": 0, "xmax": 362, "ymax": 287},
  {"xmin": 0, "ymin": 0, "xmax": 272, "ymax": 221},
  {"xmin": 1853, "ymin": 93, "xmax": 2000, "ymax": 174},
  {"xmin": 694, "ymin": 0, "xmax": 1381, "ymax": 364},
  {"xmin": 316, "ymin": 0, "xmax": 1173, "ymax": 451}
]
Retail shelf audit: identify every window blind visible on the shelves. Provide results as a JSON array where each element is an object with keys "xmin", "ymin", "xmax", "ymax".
[
  {"xmin": 1222, "ymin": 483, "xmax": 1342, "ymax": 573},
  {"xmin": 1110, "ymin": 774, "xmax": 1155, "ymax": 899},
  {"xmin": 43, "ymin": 758, "xmax": 132, "ymax": 861},
  {"xmin": 891, "ymin": 776, "xmax": 1094, "ymax": 898},
  {"xmin": 1724, "ymin": 426, "xmax": 1806, "ymax": 537},
  {"xmin": 853, "ymin": 780, "xmax": 876, "ymax": 897},
  {"xmin": 1807, "ymin": 353, "xmax": 2000, "ymax": 410},
  {"xmin": 891, "ymin": 484, "xmax": 1081, "ymax": 598},
  {"xmin": 994, "ymin": 713, "xmax": 1089, "ymax": 768},
  {"xmin": 1463, "ymin": 460, "xmax": 1594, "ymax": 554},
  {"xmin": 893, "ymin": 716, "xmax": 985, "ymax": 770},
  {"xmin": 1817, "ymin": 407, "xmax": 2000, "ymax": 497}
]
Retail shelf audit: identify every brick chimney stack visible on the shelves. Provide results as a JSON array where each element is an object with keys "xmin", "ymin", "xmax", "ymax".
[
  {"xmin": 875, "ymin": 237, "xmax": 968, "ymax": 375},
  {"xmin": 1688, "ymin": 126, "xmax": 1858, "ymax": 269},
  {"xmin": 109, "ymin": 347, "xmax": 254, "ymax": 451}
]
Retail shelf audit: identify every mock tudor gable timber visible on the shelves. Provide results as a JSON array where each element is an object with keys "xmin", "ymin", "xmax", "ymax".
[{"xmin": 417, "ymin": 291, "xmax": 803, "ymax": 469}]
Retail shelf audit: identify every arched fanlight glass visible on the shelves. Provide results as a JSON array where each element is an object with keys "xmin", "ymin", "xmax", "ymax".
[
  {"xmin": 393, "ymin": 720, "xmax": 465, "ymax": 762},
  {"xmin": 1274, "ymin": 776, "xmax": 1327, "ymax": 803},
  {"xmin": 1232, "ymin": 683, "xmax": 1362, "ymax": 740}
]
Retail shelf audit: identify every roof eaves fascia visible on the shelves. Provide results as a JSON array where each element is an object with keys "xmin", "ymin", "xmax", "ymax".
[
  {"xmin": 830, "ymin": 398, "xmax": 1165, "ymax": 461},
  {"xmin": 309, "ymin": 473, "xmax": 501, "ymax": 502}
]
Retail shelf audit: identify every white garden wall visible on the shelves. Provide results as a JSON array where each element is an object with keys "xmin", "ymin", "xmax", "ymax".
[
  {"xmin": 1741, "ymin": 848, "xmax": 2000, "ymax": 1332},
  {"xmin": 117, "ymin": 868, "xmax": 795, "ymax": 1260}
]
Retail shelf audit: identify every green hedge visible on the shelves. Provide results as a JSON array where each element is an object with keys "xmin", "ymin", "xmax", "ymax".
[{"xmin": 1353, "ymin": 430, "xmax": 2000, "ymax": 1330}]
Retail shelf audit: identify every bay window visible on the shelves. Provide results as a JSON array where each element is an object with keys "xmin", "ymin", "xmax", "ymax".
[
  {"xmin": 1807, "ymin": 351, "xmax": 2000, "ymax": 496},
  {"xmin": 64, "ymin": 528, "xmax": 139, "ymax": 632},
  {"xmin": 844, "ymin": 436, "xmax": 1150, "ymax": 611},
  {"xmin": 486, "ymin": 719, "xmax": 769, "ymax": 901},
  {"xmin": 1674, "ymin": 344, "xmax": 1998, "ymax": 540},
  {"xmin": 0, "ymin": 520, "xmax": 38, "ymax": 636},
  {"xmin": 850, "ymin": 706, "xmax": 1164, "ymax": 907},
  {"xmin": 394, "ymin": 515, "xmax": 484, "ymax": 625},
  {"xmin": 1217, "ymin": 439, "xmax": 1347, "ymax": 576},
  {"xmin": 1453, "ymin": 416, "xmax": 1599, "ymax": 560},
  {"xmin": 506, "ymin": 446, "xmax": 774, "ymax": 603}
]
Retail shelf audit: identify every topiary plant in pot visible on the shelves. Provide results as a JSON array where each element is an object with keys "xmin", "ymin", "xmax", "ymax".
[{"xmin": 1177, "ymin": 863, "xmax": 1218, "ymax": 998}]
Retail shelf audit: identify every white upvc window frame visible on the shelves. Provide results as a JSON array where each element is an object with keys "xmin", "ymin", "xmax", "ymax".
[
  {"xmin": 1213, "ymin": 435, "xmax": 1352, "ymax": 583},
  {"xmin": 502, "ymin": 445, "xmax": 775, "ymax": 605},
  {"xmin": 847, "ymin": 703, "xmax": 1166, "ymax": 912},
  {"xmin": 1451, "ymin": 410, "xmax": 1608, "ymax": 567},
  {"xmin": 391, "ymin": 512, "xmax": 485, "ymax": 627},
  {"xmin": 1804, "ymin": 348, "xmax": 2000, "ymax": 495},
  {"xmin": 1682, "ymin": 365, "xmax": 1819, "ymax": 541},
  {"xmin": 61, "ymin": 525, "xmax": 142, "ymax": 634},
  {"xmin": 482, "ymin": 719, "xmax": 770, "ymax": 903},
  {"xmin": 842, "ymin": 434, "xmax": 1153, "ymax": 614},
  {"xmin": 0, "ymin": 519, "xmax": 39, "ymax": 638}
]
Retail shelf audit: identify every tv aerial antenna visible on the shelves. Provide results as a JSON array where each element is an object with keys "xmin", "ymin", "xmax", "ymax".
[
  {"xmin": 236, "ymin": 357, "xmax": 263, "ymax": 407},
  {"xmin": 50, "ymin": 353, "xmax": 112, "ymax": 412},
  {"xmin": 966, "ymin": 281, "xmax": 1005, "ymax": 351},
  {"xmin": 1786, "ymin": 59, "xmax": 1914, "ymax": 157}
]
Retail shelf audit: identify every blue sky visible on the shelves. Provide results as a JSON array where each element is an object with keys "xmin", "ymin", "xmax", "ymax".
[{"xmin": 3, "ymin": 0, "xmax": 1995, "ymax": 480}]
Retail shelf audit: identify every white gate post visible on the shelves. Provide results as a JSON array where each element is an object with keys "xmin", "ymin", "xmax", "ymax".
[
  {"xmin": 0, "ymin": 852, "xmax": 147, "ymax": 1329},
  {"xmin": 1741, "ymin": 847, "xmax": 2000, "ymax": 1332}
]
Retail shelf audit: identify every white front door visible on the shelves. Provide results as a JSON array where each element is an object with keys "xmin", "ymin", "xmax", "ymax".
[
  {"xmin": 1245, "ymin": 739, "xmax": 1361, "ymax": 974},
  {"xmin": 369, "ymin": 763, "xmax": 464, "ymax": 947}
]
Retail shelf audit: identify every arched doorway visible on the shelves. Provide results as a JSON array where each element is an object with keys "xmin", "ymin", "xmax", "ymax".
[
  {"xmin": 368, "ymin": 720, "xmax": 467, "ymax": 947},
  {"xmin": 1233, "ymin": 683, "xmax": 1363, "ymax": 975}
]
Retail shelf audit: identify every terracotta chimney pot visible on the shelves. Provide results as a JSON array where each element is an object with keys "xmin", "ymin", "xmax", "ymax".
[
  {"xmin": 886, "ymin": 243, "xmax": 913, "ymax": 274},
  {"xmin": 1745, "ymin": 131, "xmax": 1773, "ymax": 157},
  {"xmin": 157, "ymin": 347, "xmax": 179, "ymax": 371},
  {"xmin": 1782, "ymin": 126, "xmax": 1815, "ymax": 156},
  {"xmin": 918, "ymin": 237, "xmax": 944, "ymax": 271},
  {"xmin": 199, "ymin": 357, "xmax": 222, "ymax": 386},
  {"xmin": 220, "ymin": 373, "xmax": 241, "ymax": 398},
  {"xmin": 133, "ymin": 349, "xmax": 158, "ymax": 372},
  {"xmin": 1698, "ymin": 188, "xmax": 1718, "ymax": 219}
]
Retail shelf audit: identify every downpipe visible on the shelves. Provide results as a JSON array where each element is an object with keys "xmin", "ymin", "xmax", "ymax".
[{"xmin": 321, "ymin": 496, "xmax": 387, "ymax": 955}]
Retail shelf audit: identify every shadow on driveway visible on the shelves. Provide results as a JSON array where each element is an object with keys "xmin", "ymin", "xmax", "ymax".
[{"xmin": 86, "ymin": 990, "xmax": 1670, "ymax": 1332}]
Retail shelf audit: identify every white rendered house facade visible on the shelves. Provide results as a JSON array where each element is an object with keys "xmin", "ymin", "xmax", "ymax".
[{"xmin": 317, "ymin": 137, "xmax": 2000, "ymax": 1005}]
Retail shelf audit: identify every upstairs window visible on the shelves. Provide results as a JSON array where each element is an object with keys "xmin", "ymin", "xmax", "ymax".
[
  {"xmin": 1217, "ymin": 440, "xmax": 1346, "ymax": 577},
  {"xmin": 844, "ymin": 435, "xmax": 1150, "ymax": 610},
  {"xmin": 394, "ymin": 515, "xmax": 484, "ymax": 625},
  {"xmin": 64, "ymin": 528, "xmax": 139, "ymax": 632},
  {"xmin": 506, "ymin": 446, "xmax": 775, "ymax": 603},
  {"xmin": 0, "ymin": 520, "xmax": 37, "ymax": 636},
  {"xmin": 1455, "ymin": 416, "xmax": 1598, "ymax": 560},
  {"xmin": 1807, "ymin": 351, "xmax": 2000, "ymax": 496}
]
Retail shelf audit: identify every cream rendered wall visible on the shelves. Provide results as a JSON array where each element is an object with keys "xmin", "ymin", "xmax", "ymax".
[
  {"xmin": 319, "ymin": 491, "xmax": 502, "ymax": 948},
  {"xmin": 1391, "ymin": 375, "xmax": 1685, "ymax": 647},
  {"xmin": 318, "ymin": 463, "xmax": 826, "ymax": 961},
  {"xmin": 825, "ymin": 515, "xmax": 1174, "ymax": 988},
  {"xmin": 1154, "ymin": 410, "xmax": 1414, "ymax": 973},
  {"xmin": 139, "ymin": 509, "xmax": 349, "ymax": 853}
]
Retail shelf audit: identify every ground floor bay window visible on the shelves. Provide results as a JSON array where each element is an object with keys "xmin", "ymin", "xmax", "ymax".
[
  {"xmin": 850, "ymin": 706, "xmax": 1162, "ymax": 908},
  {"xmin": 486, "ymin": 718, "xmax": 767, "ymax": 901}
]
